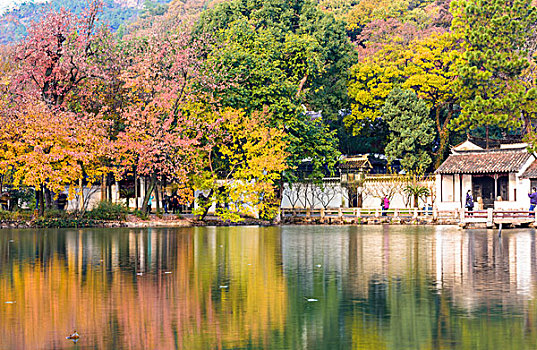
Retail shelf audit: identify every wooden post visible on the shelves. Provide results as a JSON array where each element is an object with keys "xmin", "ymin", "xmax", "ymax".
[
  {"xmin": 433, "ymin": 208, "xmax": 438, "ymax": 220},
  {"xmin": 375, "ymin": 208, "xmax": 380, "ymax": 217},
  {"xmin": 487, "ymin": 208, "xmax": 494, "ymax": 228},
  {"xmin": 356, "ymin": 208, "xmax": 361, "ymax": 218},
  {"xmin": 394, "ymin": 208, "xmax": 399, "ymax": 219},
  {"xmin": 306, "ymin": 208, "xmax": 311, "ymax": 218},
  {"xmin": 338, "ymin": 207, "xmax": 343, "ymax": 219},
  {"xmin": 413, "ymin": 207, "xmax": 418, "ymax": 219},
  {"xmin": 320, "ymin": 208, "xmax": 325, "ymax": 220},
  {"xmin": 459, "ymin": 208, "xmax": 465, "ymax": 223}
]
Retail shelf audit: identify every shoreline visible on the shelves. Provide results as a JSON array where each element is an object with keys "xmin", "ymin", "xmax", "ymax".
[{"xmin": 2, "ymin": 215, "xmax": 533, "ymax": 229}]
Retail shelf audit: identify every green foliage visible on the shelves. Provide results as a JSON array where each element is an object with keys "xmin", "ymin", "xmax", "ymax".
[
  {"xmin": 450, "ymin": 0, "xmax": 537, "ymax": 132},
  {"xmin": 403, "ymin": 183, "xmax": 430, "ymax": 207},
  {"xmin": 0, "ymin": 210, "xmax": 33, "ymax": 221},
  {"xmin": 33, "ymin": 218, "xmax": 96, "ymax": 228},
  {"xmin": 195, "ymin": 0, "xmax": 352, "ymax": 181},
  {"xmin": 140, "ymin": 0, "xmax": 169, "ymax": 18},
  {"xmin": 133, "ymin": 209, "xmax": 149, "ymax": 220},
  {"xmin": 381, "ymin": 88, "xmax": 435, "ymax": 174},
  {"xmin": 87, "ymin": 201, "xmax": 128, "ymax": 221}
]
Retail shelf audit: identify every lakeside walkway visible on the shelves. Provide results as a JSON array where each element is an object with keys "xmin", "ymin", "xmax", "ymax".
[{"xmin": 282, "ymin": 208, "xmax": 537, "ymax": 228}]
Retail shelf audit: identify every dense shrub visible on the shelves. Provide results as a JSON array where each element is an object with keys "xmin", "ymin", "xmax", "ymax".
[
  {"xmin": 87, "ymin": 201, "xmax": 128, "ymax": 221},
  {"xmin": 33, "ymin": 218, "xmax": 96, "ymax": 228},
  {"xmin": 0, "ymin": 210, "xmax": 33, "ymax": 221}
]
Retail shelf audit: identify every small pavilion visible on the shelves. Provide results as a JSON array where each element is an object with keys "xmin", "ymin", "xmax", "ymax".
[{"xmin": 435, "ymin": 141, "xmax": 535, "ymax": 210}]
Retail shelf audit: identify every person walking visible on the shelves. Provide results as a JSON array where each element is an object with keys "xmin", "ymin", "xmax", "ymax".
[
  {"xmin": 529, "ymin": 187, "xmax": 537, "ymax": 211},
  {"xmin": 465, "ymin": 190, "xmax": 474, "ymax": 213}
]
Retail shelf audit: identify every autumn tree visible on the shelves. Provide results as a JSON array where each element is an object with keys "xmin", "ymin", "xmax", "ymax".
[
  {"xmin": 194, "ymin": 108, "xmax": 288, "ymax": 222},
  {"xmin": 346, "ymin": 32, "xmax": 460, "ymax": 168},
  {"xmin": 116, "ymin": 20, "xmax": 218, "ymax": 215},
  {"xmin": 6, "ymin": 0, "xmax": 116, "ymax": 215}
]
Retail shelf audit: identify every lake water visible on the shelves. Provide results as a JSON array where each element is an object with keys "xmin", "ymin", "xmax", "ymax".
[{"xmin": 1, "ymin": 225, "xmax": 537, "ymax": 349}]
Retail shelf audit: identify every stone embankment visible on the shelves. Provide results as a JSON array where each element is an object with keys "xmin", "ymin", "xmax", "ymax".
[{"xmin": 282, "ymin": 216, "xmax": 459, "ymax": 225}]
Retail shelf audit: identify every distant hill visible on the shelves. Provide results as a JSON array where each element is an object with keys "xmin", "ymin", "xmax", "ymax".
[{"xmin": 0, "ymin": 0, "xmax": 173, "ymax": 44}]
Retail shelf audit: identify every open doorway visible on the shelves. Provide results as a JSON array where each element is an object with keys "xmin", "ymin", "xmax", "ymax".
[
  {"xmin": 472, "ymin": 175, "xmax": 495, "ymax": 209},
  {"xmin": 472, "ymin": 174, "xmax": 509, "ymax": 209}
]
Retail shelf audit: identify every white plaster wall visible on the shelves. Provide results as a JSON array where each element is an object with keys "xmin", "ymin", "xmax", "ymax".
[
  {"xmin": 441, "ymin": 175, "xmax": 455, "ymax": 202},
  {"xmin": 517, "ymin": 178, "xmax": 533, "ymax": 210},
  {"xmin": 282, "ymin": 179, "xmax": 435, "ymax": 209},
  {"xmin": 462, "ymin": 175, "xmax": 472, "ymax": 204},
  {"xmin": 436, "ymin": 201, "xmax": 462, "ymax": 211},
  {"xmin": 362, "ymin": 191, "xmax": 408, "ymax": 209},
  {"xmin": 281, "ymin": 182, "xmax": 345, "ymax": 209},
  {"xmin": 509, "ymin": 173, "xmax": 517, "ymax": 202}
]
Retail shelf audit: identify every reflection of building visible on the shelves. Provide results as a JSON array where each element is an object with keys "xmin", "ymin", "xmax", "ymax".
[
  {"xmin": 284, "ymin": 225, "xmax": 537, "ymax": 313},
  {"xmin": 434, "ymin": 228, "xmax": 536, "ymax": 312},
  {"xmin": 436, "ymin": 141, "xmax": 535, "ymax": 210}
]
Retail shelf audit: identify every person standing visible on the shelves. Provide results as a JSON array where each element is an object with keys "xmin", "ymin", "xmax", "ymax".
[
  {"xmin": 148, "ymin": 194, "xmax": 154, "ymax": 213},
  {"xmin": 529, "ymin": 187, "xmax": 537, "ymax": 211},
  {"xmin": 163, "ymin": 193, "xmax": 170, "ymax": 214},
  {"xmin": 382, "ymin": 196, "xmax": 389, "ymax": 216},
  {"xmin": 465, "ymin": 190, "xmax": 474, "ymax": 212}
]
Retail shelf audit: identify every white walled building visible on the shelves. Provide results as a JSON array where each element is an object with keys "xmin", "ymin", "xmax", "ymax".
[{"xmin": 435, "ymin": 142, "xmax": 535, "ymax": 210}]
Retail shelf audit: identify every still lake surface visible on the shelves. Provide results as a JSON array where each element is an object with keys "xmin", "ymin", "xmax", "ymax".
[{"xmin": 1, "ymin": 225, "xmax": 537, "ymax": 349}]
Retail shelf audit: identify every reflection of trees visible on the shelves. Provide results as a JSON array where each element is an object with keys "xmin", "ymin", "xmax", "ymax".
[
  {"xmin": 4, "ymin": 227, "xmax": 537, "ymax": 349},
  {"xmin": 0, "ymin": 227, "xmax": 287, "ymax": 349}
]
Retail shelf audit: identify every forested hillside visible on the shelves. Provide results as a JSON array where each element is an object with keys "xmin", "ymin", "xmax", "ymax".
[{"xmin": 0, "ymin": 0, "xmax": 171, "ymax": 43}]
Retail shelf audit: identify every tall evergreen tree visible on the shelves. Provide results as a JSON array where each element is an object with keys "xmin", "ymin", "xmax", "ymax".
[
  {"xmin": 450, "ymin": 0, "xmax": 537, "ymax": 133},
  {"xmin": 381, "ymin": 88, "xmax": 435, "ymax": 174}
]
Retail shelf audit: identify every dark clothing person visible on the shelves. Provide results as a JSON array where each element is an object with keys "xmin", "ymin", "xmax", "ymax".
[
  {"xmin": 171, "ymin": 195, "xmax": 179, "ymax": 213},
  {"xmin": 163, "ymin": 194, "xmax": 170, "ymax": 214},
  {"xmin": 465, "ymin": 192, "xmax": 474, "ymax": 211},
  {"xmin": 382, "ymin": 196, "xmax": 389, "ymax": 216},
  {"xmin": 529, "ymin": 191, "xmax": 537, "ymax": 211}
]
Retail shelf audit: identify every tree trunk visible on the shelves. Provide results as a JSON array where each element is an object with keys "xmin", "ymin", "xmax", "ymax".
[
  {"xmin": 101, "ymin": 174, "xmax": 107, "ymax": 202},
  {"xmin": 44, "ymin": 187, "xmax": 52, "ymax": 209},
  {"xmin": 434, "ymin": 107, "xmax": 453, "ymax": 169},
  {"xmin": 155, "ymin": 182, "xmax": 161, "ymax": 213},
  {"xmin": 134, "ymin": 170, "xmax": 139, "ymax": 210},
  {"xmin": 38, "ymin": 186, "xmax": 44, "ymax": 216},
  {"xmin": 141, "ymin": 174, "xmax": 157, "ymax": 215},
  {"xmin": 198, "ymin": 188, "xmax": 214, "ymax": 221},
  {"xmin": 79, "ymin": 177, "xmax": 85, "ymax": 212}
]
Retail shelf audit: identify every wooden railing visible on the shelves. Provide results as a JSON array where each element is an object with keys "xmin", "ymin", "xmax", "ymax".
[{"xmin": 462, "ymin": 209, "xmax": 536, "ymax": 227}]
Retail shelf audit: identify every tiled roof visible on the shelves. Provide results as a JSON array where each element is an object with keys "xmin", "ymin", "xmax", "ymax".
[
  {"xmin": 339, "ymin": 158, "xmax": 372, "ymax": 170},
  {"xmin": 521, "ymin": 159, "xmax": 537, "ymax": 178},
  {"xmin": 436, "ymin": 150, "xmax": 532, "ymax": 174}
]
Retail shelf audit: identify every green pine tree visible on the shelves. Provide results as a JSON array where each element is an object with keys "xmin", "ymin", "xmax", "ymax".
[
  {"xmin": 382, "ymin": 88, "xmax": 435, "ymax": 175},
  {"xmin": 450, "ymin": 0, "xmax": 537, "ymax": 132}
]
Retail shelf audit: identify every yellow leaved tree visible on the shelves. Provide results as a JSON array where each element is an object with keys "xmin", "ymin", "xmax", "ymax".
[{"xmin": 194, "ymin": 108, "xmax": 288, "ymax": 222}]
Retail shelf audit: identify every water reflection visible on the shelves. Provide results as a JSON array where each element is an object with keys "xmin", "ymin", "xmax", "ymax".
[{"xmin": 1, "ymin": 226, "xmax": 537, "ymax": 349}]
